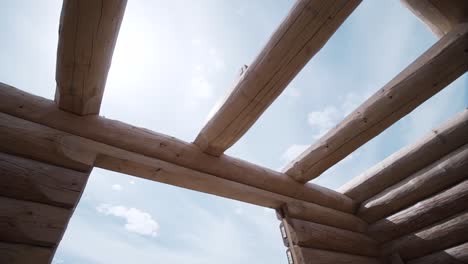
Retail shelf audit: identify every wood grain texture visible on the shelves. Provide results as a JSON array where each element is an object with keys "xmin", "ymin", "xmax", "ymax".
[
  {"xmin": 0, "ymin": 152, "xmax": 89, "ymax": 208},
  {"xmin": 382, "ymin": 211, "xmax": 468, "ymax": 261},
  {"xmin": 285, "ymin": 218, "xmax": 379, "ymax": 257},
  {"xmin": 358, "ymin": 144, "xmax": 468, "ymax": 222},
  {"xmin": 0, "ymin": 242, "xmax": 53, "ymax": 264},
  {"xmin": 368, "ymin": 180, "xmax": 468, "ymax": 243},
  {"xmin": 194, "ymin": 0, "xmax": 361, "ymax": 156},
  {"xmin": 339, "ymin": 108, "xmax": 468, "ymax": 203},
  {"xmin": 292, "ymin": 246, "xmax": 382, "ymax": 264},
  {"xmin": 0, "ymin": 84, "xmax": 355, "ymax": 213},
  {"xmin": 284, "ymin": 23, "xmax": 468, "ymax": 183},
  {"xmin": 55, "ymin": 0, "xmax": 127, "ymax": 115},
  {"xmin": 407, "ymin": 242, "xmax": 468, "ymax": 264},
  {"xmin": 0, "ymin": 112, "xmax": 353, "ymax": 213},
  {"xmin": 402, "ymin": 0, "xmax": 468, "ymax": 37},
  {"xmin": 282, "ymin": 201, "xmax": 367, "ymax": 233},
  {"xmin": 0, "ymin": 196, "xmax": 72, "ymax": 247}
]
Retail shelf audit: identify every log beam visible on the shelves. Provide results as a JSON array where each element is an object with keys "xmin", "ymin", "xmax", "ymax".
[
  {"xmin": 0, "ymin": 242, "xmax": 53, "ymax": 264},
  {"xmin": 291, "ymin": 246, "xmax": 382, "ymax": 264},
  {"xmin": 368, "ymin": 180, "xmax": 468, "ymax": 243},
  {"xmin": 339, "ymin": 108, "xmax": 468, "ymax": 203},
  {"xmin": 194, "ymin": 0, "xmax": 361, "ymax": 156},
  {"xmin": 281, "ymin": 201, "xmax": 367, "ymax": 233},
  {"xmin": 382, "ymin": 211, "xmax": 468, "ymax": 261},
  {"xmin": 55, "ymin": 0, "xmax": 127, "ymax": 115},
  {"xmin": 0, "ymin": 84, "xmax": 355, "ymax": 212},
  {"xmin": 402, "ymin": 0, "xmax": 468, "ymax": 37},
  {"xmin": 284, "ymin": 218, "xmax": 379, "ymax": 257},
  {"xmin": 0, "ymin": 152, "xmax": 89, "ymax": 208},
  {"xmin": 0, "ymin": 111, "xmax": 353, "ymax": 213},
  {"xmin": 284, "ymin": 23, "xmax": 468, "ymax": 183},
  {"xmin": 358, "ymin": 144, "xmax": 468, "ymax": 223},
  {"xmin": 407, "ymin": 242, "xmax": 468, "ymax": 264}
]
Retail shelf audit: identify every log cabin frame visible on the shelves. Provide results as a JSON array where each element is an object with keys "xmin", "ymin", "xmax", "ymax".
[{"xmin": 0, "ymin": 0, "xmax": 467, "ymax": 263}]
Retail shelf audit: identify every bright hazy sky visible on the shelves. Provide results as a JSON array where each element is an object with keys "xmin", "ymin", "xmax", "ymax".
[{"xmin": 1, "ymin": 1, "xmax": 467, "ymax": 264}]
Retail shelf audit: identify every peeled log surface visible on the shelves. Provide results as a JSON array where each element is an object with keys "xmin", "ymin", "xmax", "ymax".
[
  {"xmin": 282, "ymin": 201, "xmax": 367, "ymax": 233},
  {"xmin": 194, "ymin": 0, "xmax": 361, "ymax": 156},
  {"xmin": 0, "ymin": 84, "xmax": 354, "ymax": 213},
  {"xmin": 292, "ymin": 246, "xmax": 382, "ymax": 264},
  {"xmin": 0, "ymin": 152, "xmax": 89, "ymax": 208},
  {"xmin": 407, "ymin": 242, "xmax": 468, "ymax": 264},
  {"xmin": 382, "ymin": 212, "xmax": 468, "ymax": 261},
  {"xmin": 339, "ymin": 108, "xmax": 468, "ymax": 203},
  {"xmin": 358, "ymin": 144, "xmax": 468, "ymax": 223},
  {"xmin": 284, "ymin": 23, "xmax": 468, "ymax": 183},
  {"xmin": 368, "ymin": 180, "xmax": 468, "ymax": 243},
  {"xmin": 0, "ymin": 242, "xmax": 53, "ymax": 264},
  {"xmin": 285, "ymin": 218, "xmax": 379, "ymax": 257},
  {"xmin": 0, "ymin": 196, "xmax": 71, "ymax": 247},
  {"xmin": 402, "ymin": 0, "xmax": 468, "ymax": 37},
  {"xmin": 0, "ymin": 112, "xmax": 352, "ymax": 214},
  {"xmin": 55, "ymin": 0, "xmax": 127, "ymax": 115}
]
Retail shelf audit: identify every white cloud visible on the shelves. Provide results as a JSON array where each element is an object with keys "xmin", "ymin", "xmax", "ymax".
[
  {"xmin": 284, "ymin": 87, "xmax": 301, "ymax": 98},
  {"xmin": 111, "ymin": 184, "xmax": 123, "ymax": 191},
  {"xmin": 307, "ymin": 106, "xmax": 342, "ymax": 139},
  {"xmin": 129, "ymin": 180, "xmax": 135, "ymax": 185},
  {"xmin": 96, "ymin": 204, "xmax": 159, "ymax": 237},
  {"xmin": 191, "ymin": 76, "xmax": 213, "ymax": 99},
  {"xmin": 281, "ymin": 144, "xmax": 309, "ymax": 162}
]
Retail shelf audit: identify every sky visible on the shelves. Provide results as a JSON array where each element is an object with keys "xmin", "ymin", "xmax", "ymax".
[{"xmin": 0, "ymin": 1, "xmax": 467, "ymax": 264}]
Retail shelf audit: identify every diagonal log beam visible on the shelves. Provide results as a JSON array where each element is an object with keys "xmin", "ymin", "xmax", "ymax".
[
  {"xmin": 55, "ymin": 0, "xmax": 127, "ymax": 115},
  {"xmin": 194, "ymin": 0, "xmax": 361, "ymax": 156},
  {"xmin": 0, "ymin": 104, "xmax": 353, "ymax": 214},
  {"xmin": 338, "ymin": 109, "xmax": 468, "ymax": 203},
  {"xmin": 284, "ymin": 23, "xmax": 468, "ymax": 183}
]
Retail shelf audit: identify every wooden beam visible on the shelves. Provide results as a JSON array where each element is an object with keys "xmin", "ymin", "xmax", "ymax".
[
  {"xmin": 0, "ymin": 152, "xmax": 89, "ymax": 208},
  {"xmin": 0, "ymin": 112, "xmax": 354, "ymax": 213},
  {"xmin": 284, "ymin": 23, "xmax": 468, "ymax": 183},
  {"xmin": 402, "ymin": 0, "xmax": 468, "ymax": 37},
  {"xmin": 281, "ymin": 201, "xmax": 367, "ymax": 233},
  {"xmin": 284, "ymin": 218, "xmax": 379, "ymax": 257},
  {"xmin": 382, "ymin": 211, "xmax": 468, "ymax": 261},
  {"xmin": 0, "ymin": 242, "xmax": 53, "ymax": 264},
  {"xmin": 339, "ymin": 108, "xmax": 468, "ymax": 203},
  {"xmin": 368, "ymin": 180, "xmax": 468, "ymax": 243},
  {"xmin": 0, "ymin": 84, "xmax": 355, "ymax": 213},
  {"xmin": 358, "ymin": 144, "xmax": 468, "ymax": 223},
  {"xmin": 194, "ymin": 0, "xmax": 361, "ymax": 156},
  {"xmin": 407, "ymin": 242, "xmax": 468, "ymax": 264},
  {"xmin": 55, "ymin": 0, "xmax": 127, "ymax": 115},
  {"xmin": 0, "ymin": 196, "xmax": 72, "ymax": 247},
  {"xmin": 291, "ymin": 246, "xmax": 382, "ymax": 264}
]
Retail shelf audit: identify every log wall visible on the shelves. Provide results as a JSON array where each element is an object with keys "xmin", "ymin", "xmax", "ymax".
[{"xmin": 0, "ymin": 152, "xmax": 90, "ymax": 263}]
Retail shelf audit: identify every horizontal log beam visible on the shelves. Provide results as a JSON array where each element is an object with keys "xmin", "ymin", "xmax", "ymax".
[
  {"xmin": 402, "ymin": 0, "xmax": 468, "ymax": 37},
  {"xmin": 194, "ymin": 0, "xmax": 361, "ymax": 156},
  {"xmin": 0, "ymin": 84, "xmax": 355, "ymax": 213},
  {"xmin": 0, "ymin": 112, "xmax": 353, "ymax": 214},
  {"xmin": 0, "ymin": 242, "xmax": 53, "ymax": 264},
  {"xmin": 55, "ymin": 0, "xmax": 127, "ymax": 115},
  {"xmin": 407, "ymin": 242, "xmax": 468, "ymax": 264},
  {"xmin": 339, "ymin": 108, "xmax": 468, "ymax": 203},
  {"xmin": 284, "ymin": 218, "xmax": 379, "ymax": 257},
  {"xmin": 291, "ymin": 246, "xmax": 382, "ymax": 264},
  {"xmin": 0, "ymin": 152, "xmax": 89, "ymax": 208},
  {"xmin": 368, "ymin": 180, "xmax": 468, "ymax": 243},
  {"xmin": 382, "ymin": 211, "xmax": 468, "ymax": 261},
  {"xmin": 358, "ymin": 144, "xmax": 468, "ymax": 222},
  {"xmin": 284, "ymin": 23, "xmax": 468, "ymax": 183},
  {"xmin": 0, "ymin": 196, "xmax": 72, "ymax": 247},
  {"xmin": 281, "ymin": 202, "xmax": 367, "ymax": 233}
]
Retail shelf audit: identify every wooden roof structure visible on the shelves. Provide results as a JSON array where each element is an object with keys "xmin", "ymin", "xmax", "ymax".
[{"xmin": 0, "ymin": 0, "xmax": 467, "ymax": 263}]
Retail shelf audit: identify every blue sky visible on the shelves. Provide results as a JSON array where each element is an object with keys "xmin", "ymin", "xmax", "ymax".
[{"xmin": 1, "ymin": 1, "xmax": 467, "ymax": 263}]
